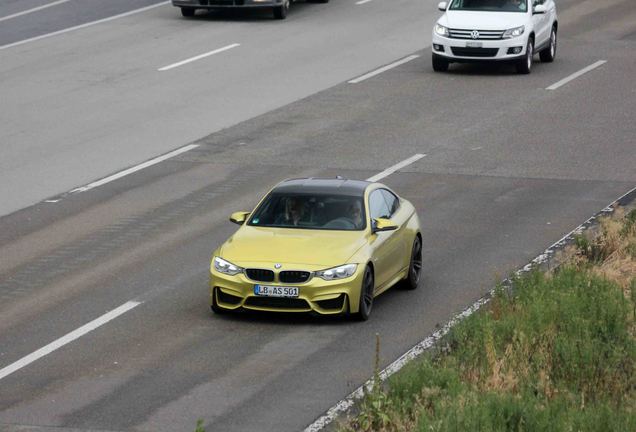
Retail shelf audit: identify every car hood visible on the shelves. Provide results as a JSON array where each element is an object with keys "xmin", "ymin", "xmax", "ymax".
[
  {"xmin": 218, "ymin": 226, "xmax": 368, "ymax": 268},
  {"xmin": 440, "ymin": 11, "xmax": 527, "ymax": 30}
]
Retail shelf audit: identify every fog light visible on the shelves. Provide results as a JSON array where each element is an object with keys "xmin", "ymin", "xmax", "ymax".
[
  {"xmin": 507, "ymin": 47, "xmax": 523, "ymax": 55},
  {"xmin": 433, "ymin": 44, "xmax": 445, "ymax": 52}
]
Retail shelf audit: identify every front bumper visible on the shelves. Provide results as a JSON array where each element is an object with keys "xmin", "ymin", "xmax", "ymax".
[
  {"xmin": 210, "ymin": 265, "xmax": 365, "ymax": 315},
  {"xmin": 173, "ymin": 0, "xmax": 283, "ymax": 8},
  {"xmin": 431, "ymin": 32, "xmax": 528, "ymax": 62}
]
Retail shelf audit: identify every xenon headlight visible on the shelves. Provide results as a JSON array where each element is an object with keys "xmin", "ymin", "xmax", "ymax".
[
  {"xmin": 316, "ymin": 264, "xmax": 358, "ymax": 281},
  {"xmin": 213, "ymin": 257, "xmax": 243, "ymax": 276},
  {"xmin": 502, "ymin": 26, "xmax": 525, "ymax": 39},
  {"xmin": 434, "ymin": 23, "xmax": 449, "ymax": 37}
]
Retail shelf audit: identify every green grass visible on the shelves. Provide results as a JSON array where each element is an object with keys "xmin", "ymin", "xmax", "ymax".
[{"xmin": 341, "ymin": 210, "xmax": 636, "ymax": 432}]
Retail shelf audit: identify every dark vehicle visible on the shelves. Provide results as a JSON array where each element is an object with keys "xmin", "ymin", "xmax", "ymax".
[{"xmin": 173, "ymin": 0, "xmax": 329, "ymax": 20}]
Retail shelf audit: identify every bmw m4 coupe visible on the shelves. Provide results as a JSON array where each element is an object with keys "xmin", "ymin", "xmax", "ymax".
[{"xmin": 209, "ymin": 178, "xmax": 422, "ymax": 320}]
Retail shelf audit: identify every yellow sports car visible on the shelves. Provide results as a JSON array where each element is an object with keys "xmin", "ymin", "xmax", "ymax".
[{"xmin": 209, "ymin": 178, "xmax": 422, "ymax": 320}]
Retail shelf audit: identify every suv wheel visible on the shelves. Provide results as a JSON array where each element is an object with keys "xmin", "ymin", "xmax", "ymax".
[
  {"xmin": 539, "ymin": 27, "xmax": 557, "ymax": 63},
  {"xmin": 432, "ymin": 54, "xmax": 449, "ymax": 72},
  {"xmin": 180, "ymin": 7, "xmax": 196, "ymax": 17},
  {"xmin": 273, "ymin": 0, "xmax": 290, "ymax": 19},
  {"xmin": 516, "ymin": 38, "xmax": 534, "ymax": 74}
]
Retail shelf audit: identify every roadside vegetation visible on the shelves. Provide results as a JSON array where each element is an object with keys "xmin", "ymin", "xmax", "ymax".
[{"xmin": 341, "ymin": 208, "xmax": 636, "ymax": 432}]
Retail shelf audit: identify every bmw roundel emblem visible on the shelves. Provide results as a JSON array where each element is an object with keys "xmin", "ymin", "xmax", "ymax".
[
  {"xmin": 471, "ymin": 30, "xmax": 480, "ymax": 39},
  {"xmin": 275, "ymin": 264, "xmax": 282, "ymax": 269}
]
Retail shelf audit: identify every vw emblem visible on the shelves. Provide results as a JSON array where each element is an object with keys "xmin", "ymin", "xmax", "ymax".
[
  {"xmin": 274, "ymin": 264, "xmax": 282, "ymax": 269},
  {"xmin": 471, "ymin": 30, "xmax": 480, "ymax": 39}
]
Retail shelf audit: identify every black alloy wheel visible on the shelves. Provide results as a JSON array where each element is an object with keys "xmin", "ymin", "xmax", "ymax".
[
  {"xmin": 402, "ymin": 236, "xmax": 422, "ymax": 290},
  {"xmin": 540, "ymin": 27, "xmax": 557, "ymax": 62},
  {"xmin": 354, "ymin": 266, "xmax": 374, "ymax": 321}
]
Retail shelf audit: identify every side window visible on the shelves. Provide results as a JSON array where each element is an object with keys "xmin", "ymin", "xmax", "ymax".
[
  {"xmin": 380, "ymin": 189, "xmax": 400, "ymax": 217},
  {"xmin": 368, "ymin": 190, "xmax": 390, "ymax": 220}
]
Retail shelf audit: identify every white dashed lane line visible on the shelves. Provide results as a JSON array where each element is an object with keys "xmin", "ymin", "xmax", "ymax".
[
  {"xmin": 348, "ymin": 54, "xmax": 420, "ymax": 84},
  {"xmin": 0, "ymin": 0, "xmax": 71, "ymax": 23},
  {"xmin": 158, "ymin": 43, "xmax": 241, "ymax": 72},
  {"xmin": 546, "ymin": 60, "xmax": 607, "ymax": 91},
  {"xmin": 0, "ymin": 301, "xmax": 142, "ymax": 381}
]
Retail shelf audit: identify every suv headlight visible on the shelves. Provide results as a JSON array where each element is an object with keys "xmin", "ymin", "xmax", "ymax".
[
  {"xmin": 213, "ymin": 257, "xmax": 243, "ymax": 276},
  {"xmin": 316, "ymin": 264, "xmax": 358, "ymax": 281},
  {"xmin": 502, "ymin": 26, "xmax": 525, "ymax": 39},
  {"xmin": 434, "ymin": 24, "xmax": 449, "ymax": 37}
]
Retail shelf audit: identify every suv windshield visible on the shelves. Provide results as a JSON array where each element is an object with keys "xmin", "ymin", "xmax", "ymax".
[
  {"xmin": 248, "ymin": 193, "xmax": 366, "ymax": 231},
  {"xmin": 449, "ymin": 0, "xmax": 528, "ymax": 13}
]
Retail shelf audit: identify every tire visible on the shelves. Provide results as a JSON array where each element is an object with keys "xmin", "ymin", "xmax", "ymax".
[
  {"xmin": 211, "ymin": 288, "xmax": 228, "ymax": 314},
  {"xmin": 273, "ymin": 0, "xmax": 289, "ymax": 19},
  {"xmin": 432, "ymin": 54, "xmax": 449, "ymax": 72},
  {"xmin": 539, "ymin": 27, "xmax": 557, "ymax": 63},
  {"xmin": 180, "ymin": 7, "xmax": 196, "ymax": 17},
  {"xmin": 401, "ymin": 236, "xmax": 422, "ymax": 290},
  {"xmin": 516, "ymin": 38, "xmax": 534, "ymax": 74},
  {"xmin": 353, "ymin": 266, "xmax": 374, "ymax": 321}
]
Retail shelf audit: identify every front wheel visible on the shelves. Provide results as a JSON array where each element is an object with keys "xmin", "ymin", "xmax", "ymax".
[
  {"xmin": 432, "ymin": 54, "xmax": 449, "ymax": 72},
  {"xmin": 539, "ymin": 27, "xmax": 557, "ymax": 63},
  {"xmin": 353, "ymin": 266, "xmax": 374, "ymax": 321},
  {"xmin": 180, "ymin": 7, "xmax": 196, "ymax": 17},
  {"xmin": 401, "ymin": 236, "xmax": 422, "ymax": 290},
  {"xmin": 516, "ymin": 38, "xmax": 534, "ymax": 74},
  {"xmin": 273, "ymin": 0, "xmax": 289, "ymax": 19}
]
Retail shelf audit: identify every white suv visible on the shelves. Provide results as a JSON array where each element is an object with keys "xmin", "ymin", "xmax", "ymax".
[{"xmin": 431, "ymin": 0, "xmax": 558, "ymax": 74}]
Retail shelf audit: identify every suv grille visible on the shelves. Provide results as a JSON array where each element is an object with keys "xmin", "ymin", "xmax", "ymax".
[
  {"xmin": 245, "ymin": 269, "xmax": 275, "ymax": 282},
  {"xmin": 451, "ymin": 47, "xmax": 499, "ymax": 57},
  {"xmin": 448, "ymin": 29, "xmax": 504, "ymax": 40},
  {"xmin": 279, "ymin": 271, "xmax": 311, "ymax": 284},
  {"xmin": 245, "ymin": 297, "xmax": 310, "ymax": 310}
]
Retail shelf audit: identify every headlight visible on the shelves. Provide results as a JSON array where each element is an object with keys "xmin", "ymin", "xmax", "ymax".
[
  {"xmin": 213, "ymin": 257, "xmax": 243, "ymax": 276},
  {"xmin": 434, "ymin": 24, "xmax": 449, "ymax": 37},
  {"xmin": 502, "ymin": 26, "xmax": 525, "ymax": 39},
  {"xmin": 316, "ymin": 264, "xmax": 358, "ymax": 281}
]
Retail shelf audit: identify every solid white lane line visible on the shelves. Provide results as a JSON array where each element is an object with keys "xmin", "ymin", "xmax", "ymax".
[
  {"xmin": 304, "ymin": 183, "xmax": 636, "ymax": 432},
  {"xmin": 0, "ymin": 1, "xmax": 170, "ymax": 51},
  {"xmin": 0, "ymin": 301, "xmax": 141, "ymax": 381},
  {"xmin": 0, "ymin": 0, "xmax": 71, "ymax": 23},
  {"xmin": 356, "ymin": 0, "xmax": 375, "ymax": 5},
  {"xmin": 546, "ymin": 60, "xmax": 607, "ymax": 91},
  {"xmin": 366, "ymin": 154, "xmax": 426, "ymax": 182},
  {"xmin": 348, "ymin": 55, "xmax": 419, "ymax": 84},
  {"xmin": 69, "ymin": 144, "xmax": 199, "ymax": 194},
  {"xmin": 158, "ymin": 43, "xmax": 241, "ymax": 71}
]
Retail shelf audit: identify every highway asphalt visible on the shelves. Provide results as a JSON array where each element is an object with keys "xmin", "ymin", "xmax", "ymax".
[{"xmin": 1, "ymin": 0, "xmax": 635, "ymax": 431}]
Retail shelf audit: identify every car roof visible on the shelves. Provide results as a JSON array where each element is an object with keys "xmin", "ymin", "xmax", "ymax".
[{"xmin": 273, "ymin": 178, "xmax": 371, "ymax": 197}]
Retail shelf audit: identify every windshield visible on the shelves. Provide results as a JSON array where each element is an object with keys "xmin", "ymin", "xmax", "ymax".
[
  {"xmin": 248, "ymin": 193, "xmax": 366, "ymax": 231},
  {"xmin": 449, "ymin": 0, "xmax": 528, "ymax": 12}
]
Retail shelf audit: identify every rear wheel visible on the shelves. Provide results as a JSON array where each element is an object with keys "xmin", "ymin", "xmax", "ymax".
[
  {"xmin": 539, "ymin": 27, "xmax": 557, "ymax": 63},
  {"xmin": 354, "ymin": 266, "xmax": 374, "ymax": 321},
  {"xmin": 432, "ymin": 54, "xmax": 449, "ymax": 72},
  {"xmin": 401, "ymin": 236, "xmax": 422, "ymax": 290},
  {"xmin": 273, "ymin": 0, "xmax": 290, "ymax": 19},
  {"xmin": 516, "ymin": 38, "xmax": 534, "ymax": 74},
  {"xmin": 180, "ymin": 7, "xmax": 196, "ymax": 17}
]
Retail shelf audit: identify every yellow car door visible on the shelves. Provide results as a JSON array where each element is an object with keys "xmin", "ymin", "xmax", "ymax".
[{"xmin": 367, "ymin": 189, "xmax": 403, "ymax": 291}]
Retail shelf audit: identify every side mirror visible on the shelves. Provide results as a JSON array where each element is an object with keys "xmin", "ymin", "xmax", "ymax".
[
  {"xmin": 229, "ymin": 211, "xmax": 250, "ymax": 225},
  {"xmin": 438, "ymin": 1, "xmax": 447, "ymax": 12},
  {"xmin": 533, "ymin": 4, "xmax": 546, "ymax": 14},
  {"xmin": 372, "ymin": 218, "xmax": 398, "ymax": 234}
]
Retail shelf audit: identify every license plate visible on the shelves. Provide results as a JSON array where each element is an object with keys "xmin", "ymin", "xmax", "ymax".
[
  {"xmin": 253, "ymin": 285, "xmax": 299, "ymax": 298},
  {"xmin": 466, "ymin": 41, "xmax": 483, "ymax": 48}
]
